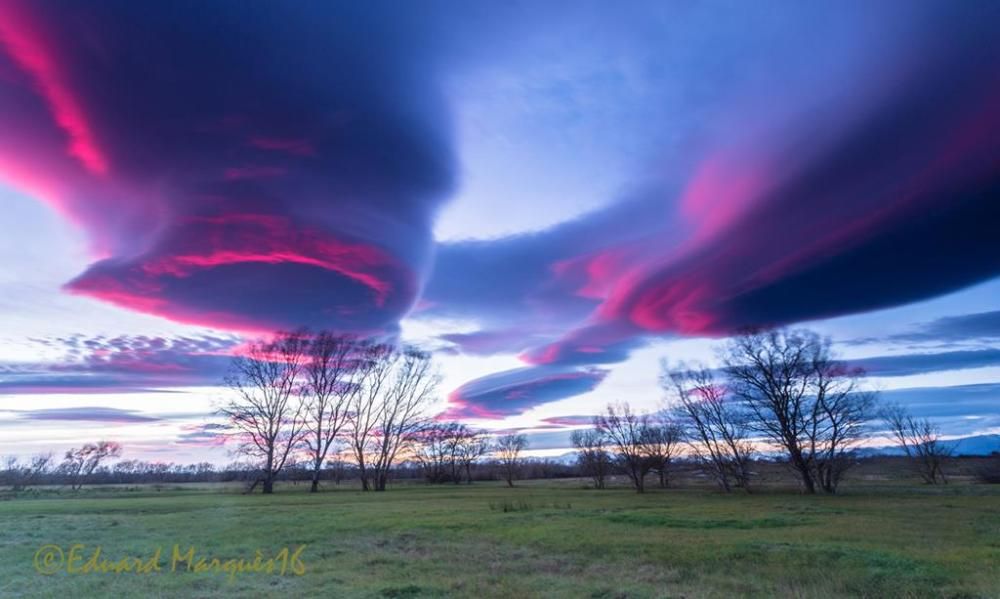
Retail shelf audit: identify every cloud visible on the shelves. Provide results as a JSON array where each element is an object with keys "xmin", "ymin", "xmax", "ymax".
[
  {"xmin": 3, "ymin": 2, "xmax": 999, "ymax": 420},
  {"xmin": 427, "ymin": 4, "xmax": 1000, "ymax": 371},
  {"xmin": 880, "ymin": 383, "xmax": 1000, "ymax": 435},
  {"xmin": 0, "ymin": 334, "xmax": 237, "ymax": 394},
  {"xmin": 850, "ymin": 348, "xmax": 1000, "ymax": 377},
  {"xmin": 175, "ymin": 423, "xmax": 229, "ymax": 447},
  {"xmin": 439, "ymin": 329, "xmax": 555, "ymax": 356},
  {"xmin": 517, "ymin": 429, "xmax": 574, "ymax": 452},
  {"xmin": 443, "ymin": 366, "xmax": 609, "ymax": 419},
  {"xmin": 540, "ymin": 415, "xmax": 597, "ymax": 427},
  {"xmin": 424, "ymin": 191, "xmax": 670, "ymax": 327},
  {"xmin": 18, "ymin": 406, "xmax": 160, "ymax": 423},
  {"xmin": 0, "ymin": 2, "xmax": 455, "ymax": 333},
  {"xmin": 851, "ymin": 310, "xmax": 1000, "ymax": 346}
]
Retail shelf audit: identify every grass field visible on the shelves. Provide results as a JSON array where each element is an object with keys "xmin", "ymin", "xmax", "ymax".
[{"xmin": 0, "ymin": 480, "xmax": 998, "ymax": 598}]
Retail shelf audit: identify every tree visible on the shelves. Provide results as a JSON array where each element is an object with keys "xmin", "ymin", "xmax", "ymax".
[
  {"xmin": 302, "ymin": 331, "xmax": 358, "ymax": 493},
  {"xmin": 412, "ymin": 421, "xmax": 485, "ymax": 484},
  {"xmin": 570, "ymin": 427, "xmax": 611, "ymax": 489},
  {"xmin": 723, "ymin": 329, "xmax": 876, "ymax": 494},
  {"xmin": 350, "ymin": 345, "xmax": 439, "ymax": 491},
  {"xmin": 453, "ymin": 425, "xmax": 489, "ymax": 484},
  {"xmin": 415, "ymin": 422, "xmax": 464, "ymax": 483},
  {"xmin": 347, "ymin": 342, "xmax": 395, "ymax": 491},
  {"xmin": 494, "ymin": 433, "xmax": 527, "ymax": 487},
  {"xmin": 59, "ymin": 442, "xmax": 121, "ymax": 491},
  {"xmin": 2, "ymin": 453, "xmax": 52, "ymax": 492},
  {"xmin": 596, "ymin": 402, "xmax": 653, "ymax": 493},
  {"xmin": 220, "ymin": 331, "xmax": 309, "ymax": 494},
  {"xmin": 662, "ymin": 363, "xmax": 754, "ymax": 492},
  {"xmin": 641, "ymin": 421, "xmax": 683, "ymax": 488},
  {"xmin": 882, "ymin": 403, "xmax": 952, "ymax": 484}
]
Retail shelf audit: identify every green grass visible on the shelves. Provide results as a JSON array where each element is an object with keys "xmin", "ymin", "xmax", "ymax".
[{"xmin": 0, "ymin": 480, "xmax": 997, "ymax": 598}]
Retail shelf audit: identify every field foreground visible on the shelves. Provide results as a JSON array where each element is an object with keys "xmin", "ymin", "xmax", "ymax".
[{"xmin": 0, "ymin": 481, "xmax": 997, "ymax": 598}]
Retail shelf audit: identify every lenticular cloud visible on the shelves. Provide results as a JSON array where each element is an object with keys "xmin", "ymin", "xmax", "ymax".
[{"xmin": 0, "ymin": 1, "xmax": 454, "ymax": 333}]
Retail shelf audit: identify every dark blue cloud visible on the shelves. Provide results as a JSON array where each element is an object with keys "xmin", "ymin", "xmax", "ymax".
[
  {"xmin": 1, "ymin": 1, "xmax": 457, "ymax": 333},
  {"xmin": 850, "ymin": 348, "xmax": 1000, "ymax": 377},
  {"xmin": 426, "ymin": 2, "xmax": 1000, "ymax": 373},
  {"xmin": 850, "ymin": 310, "xmax": 1000, "ymax": 346},
  {"xmin": 444, "ymin": 366, "xmax": 609, "ymax": 419},
  {"xmin": 880, "ymin": 383, "xmax": 1000, "ymax": 435}
]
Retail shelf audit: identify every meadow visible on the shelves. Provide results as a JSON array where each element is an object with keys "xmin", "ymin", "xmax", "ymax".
[{"xmin": 0, "ymin": 477, "xmax": 998, "ymax": 598}]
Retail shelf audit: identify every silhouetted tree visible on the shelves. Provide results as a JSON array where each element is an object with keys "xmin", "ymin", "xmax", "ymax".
[
  {"xmin": 454, "ymin": 426, "xmax": 489, "ymax": 484},
  {"xmin": 597, "ymin": 402, "xmax": 653, "ymax": 493},
  {"xmin": 571, "ymin": 427, "xmax": 611, "ymax": 489},
  {"xmin": 302, "ymin": 331, "xmax": 357, "ymax": 492},
  {"xmin": 663, "ymin": 363, "xmax": 754, "ymax": 491},
  {"xmin": 495, "ymin": 433, "xmax": 527, "ymax": 487},
  {"xmin": 350, "ymin": 345, "xmax": 439, "ymax": 491},
  {"xmin": 415, "ymin": 422, "xmax": 464, "ymax": 483},
  {"xmin": 220, "ymin": 331, "xmax": 309, "ymax": 494},
  {"xmin": 2, "ymin": 453, "xmax": 52, "ymax": 492},
  {"xmin": 883, "ymin": 402, "xmax": 952, "ymax": 484},
  {"xmin": 59, "ymin": 442, "xmax": 121, "ymax": 491},
  {"xmin": 724, "ymin": 329, "xmax": 875, "ymax": 494},
  {"xmin": 641, "ymin": 420, "xmax": 683, "ymax": 488}
]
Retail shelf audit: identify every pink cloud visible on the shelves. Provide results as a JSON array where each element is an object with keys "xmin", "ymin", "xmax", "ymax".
[{"xmin": 0, "ymin": 3, "xmax": 107, "ymax": 175}]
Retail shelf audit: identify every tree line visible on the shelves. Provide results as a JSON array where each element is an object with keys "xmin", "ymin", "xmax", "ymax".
[
  {"xmin": 573, "ymin": 328, "xmax": 961, "ymax": 494},
  {"xmin": 219, "ymin": 330, "xmax": 546, "ymax": 493}
]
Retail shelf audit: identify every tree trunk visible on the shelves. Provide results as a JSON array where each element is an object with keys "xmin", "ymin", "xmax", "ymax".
[
  {"xmin": 263, "ymin": 450, "xmax": 275, "ymax": 494},
  {"xmin": 789, "ymin": 451, "xmax": 816, "ymax": 494},
  {"xmin": 309, "ymin": 455, "xmax": 323, "ymax": 492},
  {"xmin": 359, "ymin": 464, "xmax": 370, "ymax": 491},
  {"xmin": 798, "ymin": 469, "xmax": 816, "ymax": 494}
]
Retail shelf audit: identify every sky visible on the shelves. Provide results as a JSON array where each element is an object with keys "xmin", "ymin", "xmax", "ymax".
[{"xmin": 0, "ymin": 1, "xmax": 998, "ymax": 462}]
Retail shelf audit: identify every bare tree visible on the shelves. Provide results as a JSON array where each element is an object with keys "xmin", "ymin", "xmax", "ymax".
[
  {"xmin": 302, "ymin": 331, "xmax": 357, "ymax": 493},
  {"xmin": 494, "ymin": 433, "xmax": 527, "ymax": 487},
  {"xmin": 882, "ymin": 403, "xmax": 952, "ymax": 484},
  {"xmin": 641, "ymin": 420, "xmax": 683, "ymax": 488},
  {"xmin": 723, "ymin": 329, "xmax": 876, "ymax": 494},
  {"xmin": 412, "ymin": 421, "xmax": 485, "ymax": 484},
  {"xmin": 415, "ymin": 422, "xmax": 464, "ymax": 483},
  {"xmin": 59, "ymin": 442, "xmax": 121, "ymax": 491},
  {"xmin": 662, "ymin": 363, "xmax": 754, "ymax": 492},
  {"xmin": 596, "ymin": 402, "xmax": 653, "ymax": 493},
  {"xmin": 454, "ymin": 426, "xmax": 489, "ymax": 484},
  {"xmin": 2, "ymin": 453, "xmax": 52, "ymax": 492},
  {"xmin": 347, "ymin": 342, "xmax": 395, "ymax": 491},
  {"xmin": 350, "ymin": 346, "xmax": 439, "ymax": 491},
  {"xmin": 220, "ymin": 331, "xmax": 309, "ymax": 494},
  {"xmin": 570, "ymin": 427, "xmax": 611, "ymax": 489}
]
